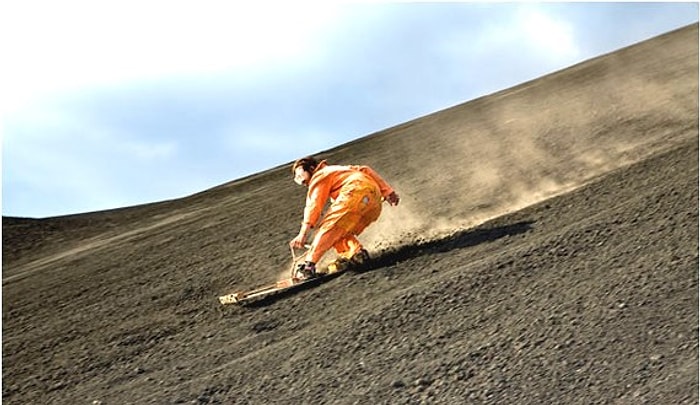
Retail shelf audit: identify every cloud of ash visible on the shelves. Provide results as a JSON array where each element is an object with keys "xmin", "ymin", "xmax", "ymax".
[{"xmin": 360, "ymin": 65, "xmax": 697, "ymax": 253}]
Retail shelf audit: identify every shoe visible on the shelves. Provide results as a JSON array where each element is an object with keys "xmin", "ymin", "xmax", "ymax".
[
  {"xmin": 294, "ymin": 262, "xmax": 317, "ymax": 281},
  {"xmin": 351, "ymin": 249, "xmax": 370, "ymax": 266},
  {"xmin": 328, "ymin": 257, "xmax": 351, "ymax": 274}
]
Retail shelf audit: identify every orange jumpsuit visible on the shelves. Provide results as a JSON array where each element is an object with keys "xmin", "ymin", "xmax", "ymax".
[{"xmin": 301, "ymin": 160, "xmax": 395, "ymax": 264}]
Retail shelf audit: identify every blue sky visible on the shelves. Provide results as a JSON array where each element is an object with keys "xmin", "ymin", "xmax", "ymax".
[{"xmin": 2, "ymin": 2, "xmax": 697, "ymax": 218}]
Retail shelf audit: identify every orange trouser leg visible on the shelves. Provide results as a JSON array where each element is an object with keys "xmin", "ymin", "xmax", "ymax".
[
  {"xmin": 332, "ymin": 234, "xmax": 362, "ymax": 258},
  {"xmin": 306, "ymin": 186, "xmax": 382, "ymax": 264},
  {"xmin": 308, "ymin": 228, "xmax": 363, "ymax": 263},
  {"xmin": 307, "ymin": 226, "xmax": 349, "ymax": 263}
]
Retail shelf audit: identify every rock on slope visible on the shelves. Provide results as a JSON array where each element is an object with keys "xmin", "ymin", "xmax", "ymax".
[{"xmin": 3, "ymin": 24, "xmax": 698, "ymax": 404}]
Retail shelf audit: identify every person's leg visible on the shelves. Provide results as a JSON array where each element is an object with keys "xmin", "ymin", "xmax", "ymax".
[
  {"xmin": 333, "ymin": 234, "xmax": 362, "ymax": 258},
  {"xmin": 351, "ymin": 202, "xmax": 381, "ymax": 236},
  {"xmin": 345, "ymin": 189, "xmax": 383, "ymax": 264},
  {"xmin": 307, "ymin": 225, "xmax": 348, "ymax": 263},
  {"xmin": 306, "ymin": 185, "xmax": 382, "ymax": 264},
  {"xmin": 320, "ymin": 198, "xmax": 382, "ymax": 265}
]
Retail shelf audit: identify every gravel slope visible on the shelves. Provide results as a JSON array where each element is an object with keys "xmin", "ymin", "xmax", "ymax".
[{"xmin": 3, "ymin": 24, "xmax": 698, "ymax": 404}]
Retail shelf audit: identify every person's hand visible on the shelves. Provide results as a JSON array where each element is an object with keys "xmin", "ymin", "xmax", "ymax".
[
  {"xmin": 385, "ymin": 191, "xmax": 400, "ymax": 206},
  {"xmin": 290, "ymin": 224, "xmax": 310, "ymax": 249},
  {"xmin": 290, "ymin": 233, "xmax": 306, "ymax": 249}
]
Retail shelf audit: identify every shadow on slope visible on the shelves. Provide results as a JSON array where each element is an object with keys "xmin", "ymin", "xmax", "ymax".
[
  {"xmin": 242, "ymin": 220, "xmax": 534, "ymax": 307},
  {"xmin": 364, "ymin": 220, "xmax": 535, "ymax": 271}
]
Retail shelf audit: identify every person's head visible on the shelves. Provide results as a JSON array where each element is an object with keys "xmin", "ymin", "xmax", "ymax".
[{"xmin": 291, "ymin": 156, "xmax": 319, "ymax": 186}]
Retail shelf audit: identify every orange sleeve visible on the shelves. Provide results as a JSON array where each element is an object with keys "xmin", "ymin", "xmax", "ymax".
[
  {"xmin": 352, "ymin": 165, "xmax": 395, "ymax": 198},
  {"xmin": 303, "ymin": 176, "xmax": 332, "ymax": 228}
]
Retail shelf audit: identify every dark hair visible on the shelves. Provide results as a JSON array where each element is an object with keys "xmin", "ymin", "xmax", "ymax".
[{"xmin": 292, "ymin": 156, "xmax": 319, "ymax": 174}]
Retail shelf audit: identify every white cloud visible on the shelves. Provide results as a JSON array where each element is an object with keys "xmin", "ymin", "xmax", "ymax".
[
  {"xmin": 432, "ymin": 4, "xmax": 583, "ymax": 101},
  {"xmin": 0, "ymin": 0, "xmax": 342, "ymax": 114},
  {"xmin": 460, "ymin": 5, "xmax": 580, "ymax": 64},
  {"xmin": 516, "ymin": 7, "xmax": 580, "ymax": 62},
  {"xmin": 2, "ymin": 2, "xmax": 696, "ymax": 218},
  {"xmin": 2, "ymin": 103, "xmax": 181, "ymax": 215},
  {"xmin": 3, "ymin": 133, "xmax": 125, "ymax": 216}
]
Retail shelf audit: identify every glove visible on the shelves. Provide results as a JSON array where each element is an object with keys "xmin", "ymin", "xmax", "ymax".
[{"xmin": 385, "ymin": 192, "xmax": 400, "ymax": 206}]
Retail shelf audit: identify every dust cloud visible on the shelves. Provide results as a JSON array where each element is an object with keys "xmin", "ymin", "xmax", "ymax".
[{"xmin": 361, "ymin": 66, "xmax": 697, "ymax": 253}]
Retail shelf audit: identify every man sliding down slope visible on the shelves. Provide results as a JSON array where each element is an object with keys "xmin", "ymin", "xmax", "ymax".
[{"xmin": 289, "ymin": 156, "xmax": 400, "ymax": 280}]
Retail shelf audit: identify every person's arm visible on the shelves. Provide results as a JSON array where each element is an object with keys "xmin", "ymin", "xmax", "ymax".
[
  {"xmin": 290, "ymin": 222, "xmax": 313, "ymax": 249},
  {"xmin": 352, "ymin": 165, "xmax": 400, "ymax": 206},
  {"xmin": 303, "ymin": 178, "xmax": 331, "ymax": 227},
  {"xmin": 291, "ymin": 177, "xmax": 331, "ymax": 248}
]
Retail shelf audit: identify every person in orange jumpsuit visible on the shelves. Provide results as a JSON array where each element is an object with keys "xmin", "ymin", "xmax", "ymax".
[{"xmin": 289, "ymin": 156, "xmax": 400, "ymax": 280}]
